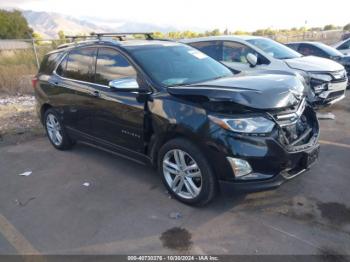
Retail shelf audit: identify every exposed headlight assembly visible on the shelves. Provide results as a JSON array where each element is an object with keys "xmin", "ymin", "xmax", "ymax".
[
  {"xmin": 209, "ymin": 115, "xmax": 275, "ymax": 134},
  {"xmin": 308, "ymin": 73, "xmax": 331, "ymax": 94},
  {"xmin": 309, "ymin": 73, "xmax": 332, "ymax": 82}
]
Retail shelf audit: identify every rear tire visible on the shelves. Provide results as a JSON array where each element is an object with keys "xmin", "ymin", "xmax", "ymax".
[
  {"xmin": 158, "ymin": 138, "xmax": 217, "ymax": 206},
  {"xmin": 44, "ymin": 108, "xmax": 74, "ymax": 150}
]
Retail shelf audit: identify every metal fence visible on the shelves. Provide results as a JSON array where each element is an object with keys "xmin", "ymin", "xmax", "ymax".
[
  {"xmin": 0, "ymin": 39, "xmax": 62, "ymax": 94},
  {"xmin": 268, "ymin": 30, "xmax": 344, "ymax": 45}
]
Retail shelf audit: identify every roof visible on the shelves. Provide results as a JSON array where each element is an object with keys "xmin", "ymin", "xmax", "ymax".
[
  {"xmin": 286, "ymin": 41, "xmax": 320, "ymax": 45},
  {"xmin": 0, "ymin": 40, "xmax": 31, "ymax": 50},
  {"xmin": 181, "ymin": 35, "xmax": 261, "ymax": 43}
]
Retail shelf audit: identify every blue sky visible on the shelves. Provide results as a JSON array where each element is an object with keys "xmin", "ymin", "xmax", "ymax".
[{"xmin": 1, "ymin": 0, "xmax": 349, "ymax": 31}]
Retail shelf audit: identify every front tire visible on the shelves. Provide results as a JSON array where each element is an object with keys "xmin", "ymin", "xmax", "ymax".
[
  {"xmin": 158, "ymin": 138, "xmax": 217, "ymax": 206},
  {"xmin": 44, "ymin": 108, "xmax": 74, "ymax": 150}
]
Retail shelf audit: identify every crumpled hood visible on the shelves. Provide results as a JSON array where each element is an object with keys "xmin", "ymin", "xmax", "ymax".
[
  {"xmin": 285, "ymin": 55, "xmax": 344, "ymax": 72},
  {"xmin": 167, "ymin": 74, "xmax": 305, "ymax": 110}
]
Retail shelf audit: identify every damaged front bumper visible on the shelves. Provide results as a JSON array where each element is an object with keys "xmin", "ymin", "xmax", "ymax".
[
  {"xmin": 207, "ymin": 102, "xmax": 320, "ymax": 192},
  {"xmin": 311, "ymin": 73, "xmax": 347, "ymax": 106},
  {"xmin": 219, "ymin": 144, "xmax": 320, "ymax": 192}
]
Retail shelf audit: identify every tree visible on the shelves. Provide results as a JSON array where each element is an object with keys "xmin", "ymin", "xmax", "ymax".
[
  {"xmin": 323, "ymin": 24, "xmax": 337, "ymax": 31},
  {"xmin": 211, "ymin": 29, "xmax": 221, "ymax": 36},
  {"xmin": 32, "ymin": 32, "xmax": 43, "ymax": 45},
  {"xmin": 344, "ymin": 23, "xmax": 350, "ymax": 31},
  {"xmin": 0, "ymin": 9, "xmax": 33, "ymax": 39}
]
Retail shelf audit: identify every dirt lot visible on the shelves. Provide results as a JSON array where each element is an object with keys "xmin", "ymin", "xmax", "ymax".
[
  {"xmin": 0, "ymin": 93, "xmax": 350, "ymax": 257},
  {"xmin": 0, "ymin": 95, "xmax": 44, "ymax": 145}
]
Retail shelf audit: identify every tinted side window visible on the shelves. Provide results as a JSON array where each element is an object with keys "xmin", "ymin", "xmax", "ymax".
[
  {"xmin": 189, "ymin": 41, "xmax": 222, "ymax": 60},
  {"xmin": 223, "ymin": 42, "xmax": 255, "ymax": 63},
  {"xmin": 39, "ymin": 52, "xmax": 63, "ymax": 74},
  {"xmin": 95, "ymin": 48, "xmax": 136, "ymax": 86},
  {"xmin": 56, "ymin": 54, "xmax": 67, "ymax": 76},
  {"xmin": 222, "ymin": 41, "xmax": 268, "ymax": 65},
  {"xmin": 298, "ymin": 44, "xmax": 327, "ymax": 57},
  {"xmin": 286, "ymin": 43, "xmax": 299, "ymax": 51},
  {"xmin": 65, "ymin": 47, "xmax": 96, "ymax": 82},
  {"xmin": 339, "ymin": 40, "xmax": 350, "ymax": 50}
]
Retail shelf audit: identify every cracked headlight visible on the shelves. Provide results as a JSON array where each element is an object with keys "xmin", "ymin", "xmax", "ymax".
[{"xmin": 209, "ymin": 115, "xmax": 275, "ymax": 133}]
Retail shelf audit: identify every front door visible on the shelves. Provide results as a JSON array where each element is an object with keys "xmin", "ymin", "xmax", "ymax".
[
  {"xmin": 221, "ymin": 41, "xmax": 269, "ymax": 72},
  {"xmin": 89, "ymin": 47, "xmax": 147, "ymax": 153}
]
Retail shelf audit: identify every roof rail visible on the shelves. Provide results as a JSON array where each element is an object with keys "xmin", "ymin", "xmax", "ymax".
[
  {"xmin": 65, "ymin": 35, "xmax": 97, "ymax": 40},
  {"xmin": 56, "ymin": 32, "xmax": 170, "ymax": 49},
  {"xmin": 90, "ymin": 32, "xmax": 154, "ymax": 40},
  {"xmin": 57, "ymin": 39, "xmax": 99, "ymax": 49}
]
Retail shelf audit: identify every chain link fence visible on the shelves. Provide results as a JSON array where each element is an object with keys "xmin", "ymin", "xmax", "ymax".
[{"xmin": 0, "ymin": 39, "xmax": 65, "ymax": 95}]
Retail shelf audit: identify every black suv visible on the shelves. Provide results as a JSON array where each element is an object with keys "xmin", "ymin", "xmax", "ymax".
[{"xmin": 34, "ymin": 33, "xmax": 320, "ymax": 206}]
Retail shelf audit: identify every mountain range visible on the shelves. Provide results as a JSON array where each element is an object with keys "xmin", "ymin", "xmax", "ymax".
[{"xmin": 21, "ymin": 10, "xmax": 177, "ymax": 38}]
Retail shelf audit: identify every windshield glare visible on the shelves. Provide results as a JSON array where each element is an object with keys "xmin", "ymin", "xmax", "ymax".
[
  {"xmin": 247, "ymin": 38, "xmax": 302, "ymax": 59},
  {"xmin": 128, "ymin": 44, "xmax": 233, "ymax": 87}
]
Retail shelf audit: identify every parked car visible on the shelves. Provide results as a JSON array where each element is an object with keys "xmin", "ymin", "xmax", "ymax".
[
  {"xmin": 286, "ymin": 41, "xmax": 350, "ymax": 87},
  {"xmin": 182, "ymin": 36, "xmax": 347, "ymax": 106},
  {"xmin": 333, "ymin": 37, "xmax": 350, "ymax": 55},
  {"xmin": 34, "ymin": 34, "xmax": 320, "ymax": 206}
]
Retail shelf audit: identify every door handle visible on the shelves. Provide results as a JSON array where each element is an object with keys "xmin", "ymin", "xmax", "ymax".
[{"xmin": 90, "ymin": 90, "xmax": 100, "ymax": 97}]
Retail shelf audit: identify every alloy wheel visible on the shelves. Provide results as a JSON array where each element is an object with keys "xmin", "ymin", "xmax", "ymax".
[
  {"xmin": 163, "ymin": 149, "xmax": 202, "ymax": 199},
  {"xmin": 46, "ymin": 113, "xmax": 63, "ymax": 146}
]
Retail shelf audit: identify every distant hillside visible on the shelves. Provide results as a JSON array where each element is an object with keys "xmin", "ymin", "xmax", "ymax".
[{"xmin": 22, "ymin": 10, "xmax": 176, "ymax": 38}]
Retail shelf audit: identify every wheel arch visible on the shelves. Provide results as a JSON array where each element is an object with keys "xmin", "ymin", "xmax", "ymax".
[{"xmin": 40, "ymin": 103, "xmax": 52, "ymax": 124}]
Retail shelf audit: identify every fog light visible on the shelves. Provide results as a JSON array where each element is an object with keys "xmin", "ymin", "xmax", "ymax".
[
  {"xmin": 319, "ymin": 91, "xmax": 328, "ymax": 99},
  {"xmin": 226, "ymin": 157, "xmax": 252, "ymax": 178}
]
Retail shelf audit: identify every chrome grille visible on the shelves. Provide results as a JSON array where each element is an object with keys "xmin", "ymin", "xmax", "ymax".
[
  {"xmin": 273, "ymin": 98, "xmax": 317, "ymax": 149},
  {"xmin": 275, "ymin": 98, "xmax": 306, "ymax": 127}
]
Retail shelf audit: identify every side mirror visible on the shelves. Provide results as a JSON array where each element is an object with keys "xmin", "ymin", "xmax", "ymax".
[
  {"xmin": 108, "ymin": 77, "xmax": 141, "ymax": 92},
  {"xmin": 246, "ymin": 53, "xmax": 258, "ymax": 67}
]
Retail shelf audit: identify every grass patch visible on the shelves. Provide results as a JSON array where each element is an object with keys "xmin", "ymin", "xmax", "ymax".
[{"xmin": 0, "ymin": 46, "xmax": 53, "ymax": 95}]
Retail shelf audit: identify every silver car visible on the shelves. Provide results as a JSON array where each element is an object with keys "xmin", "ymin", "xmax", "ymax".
[{"xmin": 182, "ymin": 36, "xmax": 348, "ymax": 106}]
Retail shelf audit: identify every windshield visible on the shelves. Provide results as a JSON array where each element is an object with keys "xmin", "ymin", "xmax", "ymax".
[
  {"xmin": 313, "ymin": 42, "xmax": 344, "ymax": 57},
  {"xmin": 128, "ymin": 44, "xmax": 233, "ymax": 87},
  {"xmin": 247, "ymin": 38, "xmax": 302, "ymax": 59}
]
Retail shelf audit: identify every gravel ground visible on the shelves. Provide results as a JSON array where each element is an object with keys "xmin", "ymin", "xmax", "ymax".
[{"xmin": 0, "ymin": 95, "xmax": 44, "ymax": 145}]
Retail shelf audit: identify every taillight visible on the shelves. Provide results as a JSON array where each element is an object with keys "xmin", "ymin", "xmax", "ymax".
[{"xmin": 32, "ymin": 76, "xmax": 38, "ymax": 89}]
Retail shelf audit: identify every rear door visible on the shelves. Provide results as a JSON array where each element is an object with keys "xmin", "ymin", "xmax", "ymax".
[
  {"xmin": 55, "ymin": 47, "xmax": 97, "ymax": 134},
  {"xmin": 89, "ymin": 47, "xmax": 147, "ymax": 153}
]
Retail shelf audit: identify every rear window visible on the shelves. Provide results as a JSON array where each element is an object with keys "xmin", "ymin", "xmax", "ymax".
[
  {"xmin": 39, "ymin": 52, "xmax": 63, "ymax": 74},
  {"xmin": 64, "ymin": 47, "xmax": 97, "ymax": 82}
]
